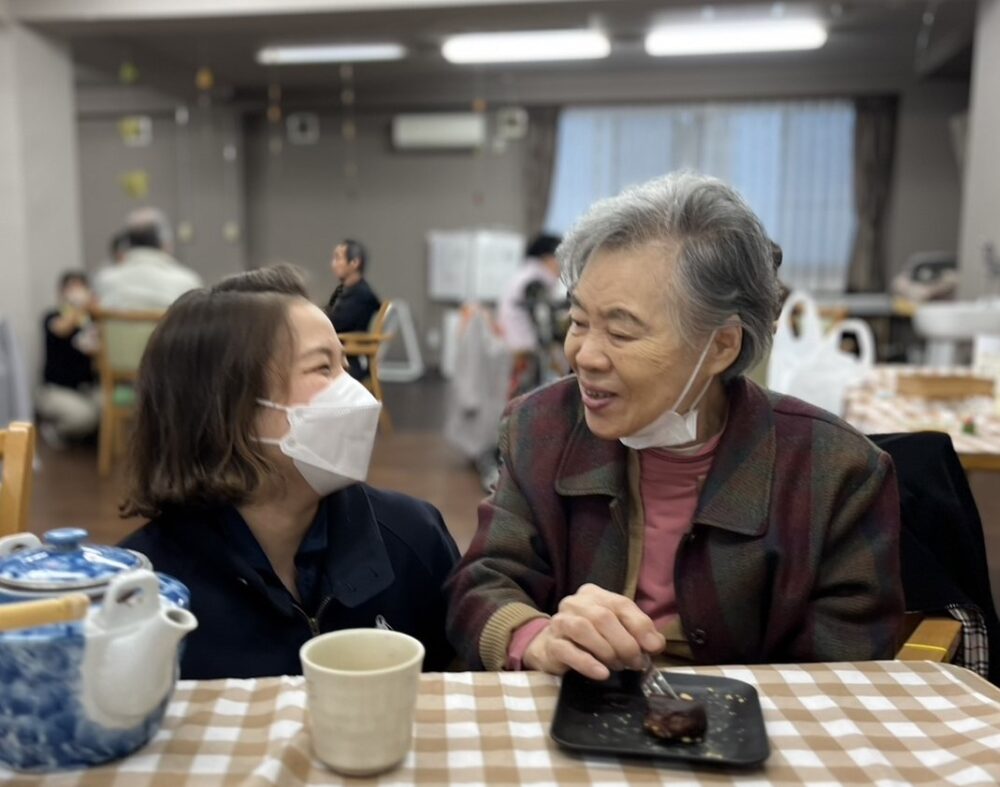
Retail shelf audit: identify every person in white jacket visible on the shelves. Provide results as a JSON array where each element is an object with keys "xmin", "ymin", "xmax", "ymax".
[
  {"xmin": 496, "ymin": 233, "xmax": 566, "ymax": 398},
  {"xmin": 96, "ymin": 207, "xmax": 202, "ymax": 310}
]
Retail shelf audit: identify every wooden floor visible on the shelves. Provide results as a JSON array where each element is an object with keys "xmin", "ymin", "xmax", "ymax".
[{"xmin": 27, "ymin": 377, "xmax": 485, "ymax": 553}]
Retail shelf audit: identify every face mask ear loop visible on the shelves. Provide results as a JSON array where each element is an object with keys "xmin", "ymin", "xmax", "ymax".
[
  {"xmin": 255, "ymin": 398, "xmax": 294, "ymax": 447},
  {"xmin": 671, "ymin": 329, "xmax": 718, "ymax": 415},
  {"xmin": 256, "ymin": 398, "xmax": 290, "ymax": 413}
]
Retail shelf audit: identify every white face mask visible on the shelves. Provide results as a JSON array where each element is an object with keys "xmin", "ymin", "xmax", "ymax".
[
  {"xmin": 257, "ymin": 373, "xmax": 382, "ymax": 496},
  {"xmin": 64, "ymin": 287, "xmax": 90, "ymax": 309},
  {"xmin": 620, "ymin": 332, "xmax": 717, "ymax": 451}
]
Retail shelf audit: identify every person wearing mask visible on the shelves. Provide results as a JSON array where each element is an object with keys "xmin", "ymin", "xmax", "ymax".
[
  {"xmin": 324, "ymin": 239, "xmax": 381, "ymax": 379},
  {"xmin": 97, "ymin": 207, "xmax": 202, "ymax": 310},
  {"xmin": 446, "ymin": 173, "xmax": 903, "ymax": 677},
  {"xmin": 120, "ymin": 265, "xmax": 458, "ymax": 679},
  {"xmin": 35, "ymin": 271, "xmax": 101, "ymax": 448}
]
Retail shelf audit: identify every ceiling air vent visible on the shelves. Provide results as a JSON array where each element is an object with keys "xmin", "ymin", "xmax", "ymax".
[{"xmin": 391, "ymin": 113, "xmax": 487, "ymax": 150}]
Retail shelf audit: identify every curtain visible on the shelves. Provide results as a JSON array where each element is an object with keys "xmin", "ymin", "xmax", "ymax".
[
  {"xmin": 523, "ymin": 107, "xmax": 559, "ymax": 239},
  {"xmin": 847, "ymin": 96, "xmax": 899, "ymax": 292},
  {"xmin": 544, "ymin": 101, "xmax": 857, "ymax": 292}
]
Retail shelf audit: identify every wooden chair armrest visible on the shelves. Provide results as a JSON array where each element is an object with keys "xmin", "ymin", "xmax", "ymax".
[
  {"xmin": 340, "ymin": 333, "xmax": 395, "ymax": 355},
  {"xmin": 338, "ymin": 332, "xmax": 394, "ymax": 342},
  {"xmin": 91, "ymin": 307, "xmax": 167, "ymax": 322},
  {"xmin": 897, "ymin": 617, "xmax": 963, "ymax": 662},
  {"xmin": 342, "ymin": 340, "xmax": 381, "ymax": 354}
]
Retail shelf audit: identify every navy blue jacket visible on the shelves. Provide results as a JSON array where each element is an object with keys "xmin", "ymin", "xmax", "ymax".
[{"xmin": 120, "ymin": 484, "xmax": 459, "ymax": 680}]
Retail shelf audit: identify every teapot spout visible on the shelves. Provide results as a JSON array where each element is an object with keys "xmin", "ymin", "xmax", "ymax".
[{"xmin": 81, "ymin": 571, "xmax": 197, "ymax": 730}]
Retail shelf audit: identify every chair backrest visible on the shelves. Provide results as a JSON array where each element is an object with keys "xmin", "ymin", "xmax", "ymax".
[
  {"xmin": 92, "ymin": 308, "xmax": 165, "ymax": 381},
  {"xmin": 870, "ymin": 431, "xmax": 1000, "ymax": 683},
  {"xmin": 372, "ymin": 301, "xmax": 396, "ymax": 362},
  {"xmin": 0, "ymin": 421, "xmax": 36, "ymax": 537},
  {"xmin": 368, "ymin": 300, "xmax": 394, "ymax": 337},
  {"xmin": 342, "ymin": 301, "xmax": 395, "ymax": 360}
]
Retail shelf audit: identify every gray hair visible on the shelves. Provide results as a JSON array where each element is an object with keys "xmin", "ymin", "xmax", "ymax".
[
  {"xmin": 126, "ymin": 206, "xmax": 174, "ymax": 251},
  {"xmin": 558, "ymin": 172, "xmax": 781, "ymax": 382}
]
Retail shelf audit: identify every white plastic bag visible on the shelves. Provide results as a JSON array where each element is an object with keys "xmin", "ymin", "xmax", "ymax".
[
  {"xmin": 768, "ymin": 292, "xmax": 876, "ymax": 416},
  {"xmin": 767, "ymin": 291, "xmax": 825, "ymax": 394}
]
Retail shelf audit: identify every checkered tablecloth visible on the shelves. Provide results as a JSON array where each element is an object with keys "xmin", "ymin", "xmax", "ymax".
[
  {"xmin": 4, "ymin": 661, "xmax": 1000, "ymax": 786},
  {"xmin": 844, "ymin": 366, "xmax": 1000, "ymax": 457}
]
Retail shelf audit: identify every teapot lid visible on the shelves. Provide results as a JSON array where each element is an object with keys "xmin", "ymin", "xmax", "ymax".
[{"xmin": 0, "ymin": 528, "xmax": 151, "ymax": 593}]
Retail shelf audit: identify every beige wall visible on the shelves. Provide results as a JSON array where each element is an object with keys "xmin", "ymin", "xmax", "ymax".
[
  {"xmin": 73, "ymin": 75, "xmax": 970, "ymax": 364},
  {"xmin": 959, "ymin": 0, "xmax": 1000, "ymax": 298},
  {"xmin": 885, "ymin": 81, "xmax": 969, "ymax": 277},
  {"xmin": 76, "ymin": 96, "xmax": 247, "ymax": 285},
  {"xmin": 0, "ymin": 23, "xmax": 82, "ymax": 384},
  {"xmin": 243, "ymin": 111, "xmax": 527, "ymax": 353}
]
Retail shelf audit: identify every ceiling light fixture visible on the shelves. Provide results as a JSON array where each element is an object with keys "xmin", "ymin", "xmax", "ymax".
[
  {"xmin": 256, "ymin": 43, "xmax": 406, "ymax": 65},
  {"xmin": 645, "ymin": 19, "xmax": 828, "ymax": 56},
  {"xmin": 441, "ymin": 30, "xmax": 610, "ymax": 64}
]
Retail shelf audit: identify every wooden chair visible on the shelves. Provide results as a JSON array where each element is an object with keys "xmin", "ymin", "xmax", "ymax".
[
  {"xmin": 873, "ymin": 432, "xmax": 999, "ymax": 679},
  {"xmin": 340, "ymin": 300, "xmax": 395, "ymax": 433},
  {"xmin": 897, "ymin": 613, "xmax": 963, "ymax": 663},
  {"xmin": 91, "ymin": 308, "xmax": 164, "ymax": 477},
  {"xmin": 0, "ymin": 422, "xmax": 36, "ymax": 537}
]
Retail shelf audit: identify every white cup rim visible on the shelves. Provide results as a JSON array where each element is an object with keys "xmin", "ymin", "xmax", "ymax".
[{"xmin": 300, "ymin": 628, "xmax": 425, "ymax": 677}]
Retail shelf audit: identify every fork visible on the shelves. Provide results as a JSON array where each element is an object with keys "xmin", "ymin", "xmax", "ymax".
[{"xmin": 639, "ymin": 653, "xmax": 680, "ymax": 699}]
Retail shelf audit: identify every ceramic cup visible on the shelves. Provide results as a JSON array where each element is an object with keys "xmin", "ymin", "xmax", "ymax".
[{"xmin": 299, "ymin": 629, "xmax": 425, "ymax": 776}]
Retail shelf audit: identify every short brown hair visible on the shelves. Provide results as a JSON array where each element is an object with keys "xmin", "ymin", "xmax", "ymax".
[{"xmin": 121, "ymin": 265, "xmax": 309, "ymax": 518}]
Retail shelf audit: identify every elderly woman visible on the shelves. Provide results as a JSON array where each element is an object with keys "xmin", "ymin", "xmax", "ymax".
[
  {"xmin": 120, "ymin": 265, "xmax": 459, "ymax": 679},
  {"xmin": 445, "ymin": 173, "xmax": 903, "ymax": 679}
]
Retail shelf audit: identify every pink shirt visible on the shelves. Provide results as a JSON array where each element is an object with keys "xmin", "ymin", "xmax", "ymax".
[
  {"xmin": 506, "ymin": 433, "xmax": 721, "ymax": 669},
  {"xmin": 634, "ymin": 433, "xmax": 721, "ymax": 629}
]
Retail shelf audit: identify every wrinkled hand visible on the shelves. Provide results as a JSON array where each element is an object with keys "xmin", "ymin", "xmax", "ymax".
[{"xmin": 522, "ymin": 584, "xmax": 665, "ymax": 680}]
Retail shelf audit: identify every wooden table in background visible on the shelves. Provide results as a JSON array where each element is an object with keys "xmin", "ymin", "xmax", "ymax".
[{"xmin": 845, "ymin": 365, "xmax": 1000, "ymax": 472}]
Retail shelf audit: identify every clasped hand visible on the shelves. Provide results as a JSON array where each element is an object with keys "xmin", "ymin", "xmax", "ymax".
[{"xmin": 522, "ymin": 584, "xmax": 665, "ymax": 680}]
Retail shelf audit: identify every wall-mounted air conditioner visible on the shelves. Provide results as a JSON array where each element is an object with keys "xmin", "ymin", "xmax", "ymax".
[{"xmin": 392, "ymin": 113, "xmax": 487, "ymax": 150}]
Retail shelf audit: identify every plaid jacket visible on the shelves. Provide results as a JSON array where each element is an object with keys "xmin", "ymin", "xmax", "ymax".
[{"xmin": 445, "ymin": 375, "xmax": 904, "ymax": 670}]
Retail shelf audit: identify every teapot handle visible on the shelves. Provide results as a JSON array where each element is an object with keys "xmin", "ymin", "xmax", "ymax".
[
  {"xmin": 0, "ymin": 533, "xmax": 41, "ymax": 558},
  {"xmin": 97, "ymin": 570, "xmax": 160, "ymax": 631}
]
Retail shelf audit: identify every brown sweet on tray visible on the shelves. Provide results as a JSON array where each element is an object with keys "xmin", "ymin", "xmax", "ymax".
[{"xmin": 643, "ymin": 694, "xmax": 708, "ymax": 742}]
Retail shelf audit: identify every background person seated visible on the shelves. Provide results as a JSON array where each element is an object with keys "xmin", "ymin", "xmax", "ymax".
[
  {"xmin": 97, "ymin": 207, "xmax": 202, "ymax": 310},
  {"xmin": 324, "ymin": 238, "xmax": 381, "ymax": 379},
  {"xmin": 92, "ymin": 228, "xmax": 132, "ymax": 302},
  {"xmin": 446, "ymin": 173, "xmax": 904, "ymax": 677},
  {"xmin": 35, "ymin": 271, "xmax": 100, "ymax": 448},
  {"xmin": 120, "ymin": 265, "xmax": 458, "ymax": 679}
]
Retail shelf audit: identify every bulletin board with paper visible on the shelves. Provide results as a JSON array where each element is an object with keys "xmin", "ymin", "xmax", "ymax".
[{"xmin": 427, "ymin": 230, "xmax": 524, "ymax": 303}]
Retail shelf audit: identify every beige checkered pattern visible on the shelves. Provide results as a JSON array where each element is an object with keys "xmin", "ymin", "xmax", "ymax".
[
  {"xmin": 844, "ymin": 366, "xmax": 1000, "ymax": 456},
  {"xmin": 3, "ymin": 661, "xmax": 999, "ymax": 786}
]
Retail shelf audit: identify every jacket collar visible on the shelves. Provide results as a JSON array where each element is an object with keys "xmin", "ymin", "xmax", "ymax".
[
  {"xmin": 691, "ymin": 378, "xmax": 774, "ymax": 537},
  {"xmin": 322, "ymin": 484, "xmax": 395, "ymax": 608},
  {"xmin": 552, "ymin": 377, "xmax": 774, "ymax": 537},
  {"xmin": 200, "ymin": 484, "xmax": 395, "ymax": 614},
  {"xmin": 553, "ymin": 404, "xmax": 628, "ymax": 498}
]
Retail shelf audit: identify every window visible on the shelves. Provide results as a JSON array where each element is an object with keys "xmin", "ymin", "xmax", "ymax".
[{"xmin": 545, "ymin": 101, "xmax": 856, "ymax": 292}]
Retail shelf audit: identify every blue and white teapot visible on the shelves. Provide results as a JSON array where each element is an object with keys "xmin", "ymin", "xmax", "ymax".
[{"xmin": 0, "ymin": 528, "xmax": 197, "ymax": 773}]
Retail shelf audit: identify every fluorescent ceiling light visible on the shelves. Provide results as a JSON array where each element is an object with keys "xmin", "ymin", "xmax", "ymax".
[
  {"xmin": 256, "ymin": 43, "xmax": 406, "ymax": 65},
  {"xmin": 442, "ymin": 30, "xmax": 610, "ymax": 64},
  {"xmin": 645, "ymin": 19, "xmax": 828, "ymax": 56}
]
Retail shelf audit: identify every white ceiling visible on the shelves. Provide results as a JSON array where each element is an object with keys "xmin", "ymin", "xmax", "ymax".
[{"xmin": 16, "ymin": 0, "xmax": 975, "ymax": 106}]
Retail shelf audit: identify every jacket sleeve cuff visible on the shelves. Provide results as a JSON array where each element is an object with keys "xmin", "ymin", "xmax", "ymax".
[{"xmin": 479, "ymin": 602, "xmax": 550, "ymax": 671}]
